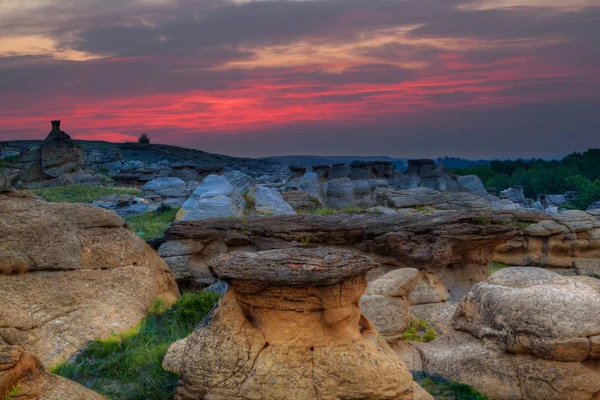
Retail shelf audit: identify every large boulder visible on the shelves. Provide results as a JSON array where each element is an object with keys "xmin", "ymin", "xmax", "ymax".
[
  {"xmin": 326, "ymin": 178, "xmax": 354, "ymax": 209},
  {"xmin": 453, "ymin": 267, "xmax": 600, "ymax": 362},
  {"xmin": 418, "ymin": 267, "xmax": 600, "ymax": 400},
  {"xmin": 0, "ymin": 345, "xmax": 104, "ymax": 399},
  {"xmin": 588, "ymin": 201, "xmax": 600, "ymax": 211},
  {"xmin": 418, "ymin": 331, "xmax": 600, "ymax": 400},
  {"xmin": 177, "ymin": 174, "xmax": 245, "ymax": 221},
  {"xmin": 286, "ymin": 172, "xmax": 325, "ymax": 205},
  {"xmin": 175, "ymin": 248, "xmax": 416, "ymax": 400},
  {"xmin": 457, "ymin": 175, "xmax": 489, "ymax": 198},
  {"xmin": 251, "ymin": 185, "xmax": 296, "ymax": 216},
  {"xmin": 0, "ymin": 193, "xmax": 179, "ymax": 365}
]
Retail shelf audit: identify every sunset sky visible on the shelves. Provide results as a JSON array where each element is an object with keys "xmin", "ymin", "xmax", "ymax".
[{"xmin": 0, "ymin": 0, "xmax": 599, "ymax": 158}]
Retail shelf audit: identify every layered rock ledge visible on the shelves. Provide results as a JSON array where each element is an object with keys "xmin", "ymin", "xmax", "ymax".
[{"xmin": 175, "ymin": 248, "xmax": 421, "ymax": 400}]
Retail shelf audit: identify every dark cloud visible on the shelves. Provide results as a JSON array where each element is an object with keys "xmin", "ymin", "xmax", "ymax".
[{"xmin": 0, "ymin": 0, "xmax": 599, "ymax": 157}]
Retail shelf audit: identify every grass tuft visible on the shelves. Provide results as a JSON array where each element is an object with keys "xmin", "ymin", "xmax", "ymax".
[
  {"xmin": 125, "ymin": 206, "xmax": 179, "ymax": 240},
  {"xmin": 413, "ymin": 371, "xmax": 489, "ymax": 400},
  {"xmin": 25, "ymin": 185, "xmax": 141, "ymax": 203},
  {"xmin": 300, "ymin": 206, "xmax": 368, "ymax": 215},
  {"xmin": 4, "ymin": 385, "xmax": 21, "ymax": 400},
  {"xmin": 403, "ymin": 319, "xmax": 436, "ymax": 343},
  {"xmin": 488, "ymin": 261, "xmax": 509, "ymax": 276},
  {"xmin": 52, "ymin": 291, "xmax": 220, "ymax": 400}
]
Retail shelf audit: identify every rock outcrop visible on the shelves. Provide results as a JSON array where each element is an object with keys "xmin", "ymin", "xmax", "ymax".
[
  {"xmin": 92, "ymin": 194, "xmax": 150, "ymax": 217},
  {"xmin": 493, "ymin": 210, "xmax": 600, "ymax": 276},
  {"xmin": 175, "ymin": 248, "xmax": 417, "ymax": 400},
  {"xmin": 0, "ymin": 193, "xmax": 179, "ymax": 365},
  {"xmin": 177, "ymin": 174, "xmax": 245, "ymax": 221},
  {"xmin": 417, "ymin": 268, "xmax": 600, "ymax": 400},
  {"xmin": 0, "ymin": 345, "xmax": 103, "ymax": 399},
  {"xmin": 161, "ymin": 211, "xmax": 518, "ymax": 322},
  {"xmin": 19, "ymin": 121, "xmax": 84, "ymax": 184}
]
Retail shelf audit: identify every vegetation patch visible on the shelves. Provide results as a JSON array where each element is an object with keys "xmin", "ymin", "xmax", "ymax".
[
  {"xmin": 413, "ymin": 206, "xmax": 434, "ymax": 215},
  {"xmin": 52, "ymin": 291, "xmax": 220, "ymax": 400},
  {"xmin": 125, "ymin": 205, "xmax": 179, "ymax": 240},
  {"xmin": 4, "ymin": 385, "xmax": 21, "ymax": 400},
  {"xmin": 488, "ymin": 261, "xmax": 509, "ymax": 276},
  {"xmin": 413, "ymin": 371, "xmax": 489, "ymax": 400},
  {"xmin": 300, "ymin": 206, "xmax": 369, "ymax": 215},
  {"xmin": 402, "ymin": 319, "xmax": 436, "ymax": 343},
  {"xmin": 512, "ymin": 220, "xmax": 534, "ymax": 228},
  {"xmin": 451, "ymin": 149, "xmax": 600, "ymax": 210},
  {"xmin": 26, "ymin": 185, "xmax": 141, "ymax": 203},
  {"xmin": 242, "ymin": 192, "xmax": 256, "ymax": 210}
]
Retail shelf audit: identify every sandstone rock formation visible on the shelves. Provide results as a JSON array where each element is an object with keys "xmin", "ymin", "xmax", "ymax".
[
  {"xmin": 417, "ymin": 267, "xmax": 600, "ymax": 400},
  {"xmin": 0, "ymin": 193, "xmax": 179, "ymax": 365},
  {"xmin": 0, "ymin": 345, "xmax": 103, "ymax": 399},
  {"xmin": 493, "ymin": 210, "xmax": 600, "ymax": 276},
  {"xmin": 361, "ymin": 268, "xmax": 419, "ymax": 342},
  {"xmin": 177, "ymin": 174, "xmax": 245, "ymax": 221},
  {"xmin": 175, "ymin": 248, "xmax": 417, "ymax": 400},
  {"xmin": 19, "ymin": 121, "xmax": 84, "ymax": 184},
  {"xmin": 164, "ymin": 211, "xmax": 517, "ymax": 284}
]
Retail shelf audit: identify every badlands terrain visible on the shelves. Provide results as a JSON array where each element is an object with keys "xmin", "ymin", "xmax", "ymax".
[{"xmin": 1, "ymin": 122, "xmax": 600, "ymax": 400}]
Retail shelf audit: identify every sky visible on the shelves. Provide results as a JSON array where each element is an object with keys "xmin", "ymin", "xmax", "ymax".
[{"xmin": 0, "ymin": 0, "xmax": 599, "ymax": 159}]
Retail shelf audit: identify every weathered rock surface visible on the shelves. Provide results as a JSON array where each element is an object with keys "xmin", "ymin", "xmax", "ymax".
[
  {"xmin": 417, "ymin": 267, "xmax": 600, "ymax": 400},
  {"xmin": 457, "ymin": 175, "xmax": 489, "ymax": 198},
  {"xmin": 417, "ymin": 331, "xmax": 600, "ymax": 400},
  {"xmin": 0, "ymin": 193, "xmax": 179, "ymax": 365},
  {"xmin": 175, "ymin": 248, "xmax": 417, "ymax": 400},
  {"xmin": 281, "ymin": 190, "xmax": 318, "ymax": 211},
  {"xmin": 163, "ymin": 211, "xmax": 518, "ymax": 297},
  {"xmin": 453, "ymin": 267, "xmax": 600, "ymax": 362},
  {"xmin": 0, "ymin": 345, "xmax": 104, "ymax": 400},
  {"xmin": 378, "ymin": 187, "xmax": 493, "ymax": 211},
  {"xmin": 177, "ymin": 174, "xmax": 245, "ymax": 221},
  {"xmin": 285, "ymin": 172, "xmax": 324, "ymax": 205},
  {"xmin": 18, "ymin": 121, "xmax": 84, "ymax": 183},
  {"xmin": 493, "ymin": 210, "xmax": 600, "ymax": 276},
  {"xmin": 251, "ymin": 185, "xmax": 296, "ymax": 216}
]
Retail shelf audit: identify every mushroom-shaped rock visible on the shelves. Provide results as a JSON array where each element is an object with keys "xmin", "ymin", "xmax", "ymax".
[
  {"xmin": 175, "ymin": 248, "xmax": 416, "ymax": 400},
  {"xmin": 453, "ymin": 267, "xmax": 600, "ymax": 362}
]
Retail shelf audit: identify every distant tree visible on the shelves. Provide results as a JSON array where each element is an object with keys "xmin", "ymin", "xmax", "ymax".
[{"xmin": 138, "ymin": 133, "xmax": 150, "ymax": 144}]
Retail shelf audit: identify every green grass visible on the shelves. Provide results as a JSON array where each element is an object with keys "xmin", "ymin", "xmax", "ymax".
[
  {"xmin": 512, "ymin": 220, "xmax": 534, "ymax": 228},
  {"xmin": 403, "ymin": 319, "xmax": 436, "ymax": 343},
  {"xmin": 300, "ymin": 205, "xmax": 369, "ymax": 215},
  {"xmin": 52, "ymin": 291, "xmax": 220, "ymax": 400},
  {"xmin": 413, "ymin": 372, "xmax": 488, "ymax": 400},
  {"xmin": 125, "ymin": 205, "xmax": 179, "ymax": 240},
  {"xmin": 413, "ymin": 206, "xmax": 434, "ymax": 215},
  {"xmin": 3, "ymin": 385, "xmax": 21, "ymax": 400},
  {"xmin": 488, "ymin": 261, "xmax": 509, "ymax": 276},
  {"xmin": 26, "ymin": 185, "xmax": 141, "ymax": 203},
  {"xmin": 242, "ymin": 192, "xmax": 256, "ymax": 210}
]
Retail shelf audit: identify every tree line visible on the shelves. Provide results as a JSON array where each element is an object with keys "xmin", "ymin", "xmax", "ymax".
[{"xmin": 452, "ymin": 149, "xmax": 600, "ymax": 210}]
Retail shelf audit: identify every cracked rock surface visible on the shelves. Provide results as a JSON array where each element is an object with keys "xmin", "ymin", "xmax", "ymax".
[
  {"xmin": 175, "ymin": 248, "xmax": 416, "ymax": 400},
  {"xmin": 417, "ymin": 267, "xmax": 600, "ymax": 400},
  {"xmin": 0, "ymin": 193, "xmax": 179, "ymax": 365}
]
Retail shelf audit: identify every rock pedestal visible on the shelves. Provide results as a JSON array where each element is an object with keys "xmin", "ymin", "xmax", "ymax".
[
  {"xmin": 18, "ymin": 121, "xmax": 85, "ymax": 182},
  {"xmin": 175, "ymin": 248, "xmax": 416, "ymax": 400}
]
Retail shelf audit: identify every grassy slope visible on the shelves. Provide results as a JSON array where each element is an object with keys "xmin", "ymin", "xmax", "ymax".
[
  {"xmin": 27, "ymin": 185, "xmax": 142, "ymax": 203},
  {"xmin": 125, "ymin": 206, "xmax": 179, "ymax": 240},
  {"xmin": 52, "ymin": 292, "xmax": 220, "ymax": 400}
]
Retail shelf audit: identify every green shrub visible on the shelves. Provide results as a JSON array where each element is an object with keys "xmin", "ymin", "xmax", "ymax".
[
  {"xmin": 52, "ymin": 291, "xmax": 220, "ymax": 400},
  {"xmin": 413, "ymin": 372, "xmax": 489, "ymax": 400},
  {"xmin": 242, "ymin": 192, "xmax": 256, "ymax": 210},
  {"xmin": 4, "ymin": 385, "xmax": 21, "ymax": 400},
  {"xmin": 488, "ymin": 261, "xmax": 508, "ymax": 276},
  {"xmin": 26, "ymin": 185, "xmax": 141, "ymax": 203},
  {"xmin": 125, "ymin": 206, "xmax": 179, "ymax": 240},
  {"xmin": 403, "ymin": 319, "xmax": 437, "ymax": 343}
]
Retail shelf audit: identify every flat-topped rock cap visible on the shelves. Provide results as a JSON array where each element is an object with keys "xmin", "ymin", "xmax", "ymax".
[{"xmin": 209, "ymin": 247, "xmax": 380, "ymax": 286}]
